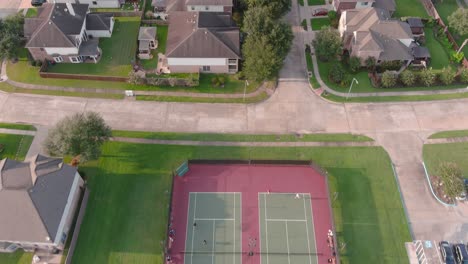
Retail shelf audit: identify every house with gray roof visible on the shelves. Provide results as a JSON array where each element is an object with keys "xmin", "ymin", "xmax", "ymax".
[
  {"xmin": 152, "ymin": 0, "xmax": 232, "ymax": 14},
  {"xmin": 165, "ymin": 11, "xmax": 240, "ymax": 73},
  {"xmin": 0, "ymin": 155, "xmax": 84, "ymax": 253},
  {"xmin": 138, "ymin": 27, "xmax": 158, "ymax": 59},
  {"xmin": 24, "ymin": 3, "xmax": 114, "ymax": 64},
  {"xmin": 339, "ymin": 7, "xmax": 430, "ymax": 65},
  {"xmin": 52, "ymin": 0, "xmax": 123, "ymax": 9},
  {"xmin": 333, "ymin": 0, "xmax": 396, "ymax": 15}
]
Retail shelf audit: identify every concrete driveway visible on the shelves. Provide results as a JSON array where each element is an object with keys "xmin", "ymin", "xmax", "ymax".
[{"xmin": 0, "ymin": 0, "xmax": 23, "ymax": 19}]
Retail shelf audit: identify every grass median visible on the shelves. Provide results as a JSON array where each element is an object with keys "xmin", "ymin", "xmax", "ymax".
[{"xmin": 429, "ymin": 130, "xmax": 468, "ymax": 139}]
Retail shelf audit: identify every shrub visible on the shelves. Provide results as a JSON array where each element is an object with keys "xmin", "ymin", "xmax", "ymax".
[
  {"xmin": 305, "ymin": 44, "xmax": 311, "ymax": 54},
  {"xmin": 232, "ymin": 12, "xmax": 242, "ymax": 27},
  {"xmin": 379, "ymin": 60, "xmax": 402, "ymax": 72},
  {"xmin": 437, "ymin": 162, "xmax": 464, "ymax": 201},
  {"xmin": 36, "ymin": 60, "xmax": 42, "ymax": 67},
  {"xmin": 450, "ymin": 51, "xmax": 464, "ymax": 64},
  {"xmin": 419, "ymin": 68, "xmax": 436, "ymax": 87},
  {"xmin": 440, "ymin": 66, "xmax": 456, "ymax": 85},
  {"xmin": 459, "ymin": 68, "xmax": 468, "ymax": 83},
  {"xmin": 348, "ymin": 56, "xmax": 361, "ymax": 73},
  {"xmin": 328, "ymin": 63, "xmax": 346, "ymax": 83},
  {"xmin": 381, "ymin": 71, "xmax": 397, "ymax": 88},
  {"xmin": 400, "ymin": 70, "xmax": 416, "ymax": 86},
  {"xmin": 145, "ymin": 11, "xmax": 154, "ymax": 19},
  {"xmin": 327, "ymin": 10, "xmax": 337, "ymax": 20},
  {"xmin": 211, "ymin": 76, "xmax": 226, "ymax": 87},
  {"xmin": 365, "ymin": 56, "xmax": 376, "ymax": 72}
]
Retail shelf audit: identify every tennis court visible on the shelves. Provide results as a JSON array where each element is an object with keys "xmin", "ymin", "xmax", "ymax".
[
  {"xmin": 184, "ymin": 192, "xmax": 242, "ymax": 264},
  {"xmin": 259, "ymin": 193, "xmax": 317, "ymax": 264}
]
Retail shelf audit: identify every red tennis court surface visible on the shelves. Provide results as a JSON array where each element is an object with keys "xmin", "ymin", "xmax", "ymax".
[{"xmin": 167, "ymin": 163, "xmax": 334, "ymax": 264}]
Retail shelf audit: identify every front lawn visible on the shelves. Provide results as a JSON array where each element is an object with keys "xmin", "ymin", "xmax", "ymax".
[
  {"xmin": 423, "ymin": 142, "xmax": 468, "ymax": 179},
  {"xmin": 0, "ymin": 123, "xmax": 36, "ymax": 131},
  {"xmin": 308, "ymin": 0, "xmax": 325, "ymax": 5},
  {"xmin": 47, "ymin": 17, "xmax": 140, "ymax": 77},
  {"xmin": 70, "ymin": 141, "xmax": 410, "ymax": 264},
  {"xmin": 25, "ymin": 8, "xmax": 37, "ymax": 18},
  {"xmin": 424, "ymin": 27, "xmax": 451, "ymax": 69},
  {"xmin": 140, "ymin": 25, "xmax": 168, "ymax": 70},
  {"xmin": 394, "ymin": 0, "xmax": 429, "ymax": 18},
  {"xmin": 311, "ymin": 17, "xmax": 330, "ymax": 31}
]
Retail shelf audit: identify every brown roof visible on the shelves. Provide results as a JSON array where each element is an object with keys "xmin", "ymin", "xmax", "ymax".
[
  {"xmin": 166, "ymin": 12, "xmax": 240, "ymax": 59},
  {"xmin": 0, "ymin": 155, "xmax": 79, "ymax": 243},
  {"xmin": 185, "ymin": 0, "xmax": 232, "ymax": 5}
]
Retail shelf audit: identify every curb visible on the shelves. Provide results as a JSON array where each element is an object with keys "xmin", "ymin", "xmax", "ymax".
[{"xmin": 421, "ymin": 162, "xmax": 457, "ymax": 207}]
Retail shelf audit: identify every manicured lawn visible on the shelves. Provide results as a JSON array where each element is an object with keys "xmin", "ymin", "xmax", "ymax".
[
  {"xmin": 394, "ymin": 0, "xmax": 429, "ymax": 18},
  {"xmin": 72, "ymin": 141, "xmax": 410, "ymax": 264},
  {"xmin": 324, "ymin": 90, "xmax": 468, "ymax": 102},
  {"xmin": 435, "ymin": 0, "xmax": 468, "ymax": 56},
  {"xmin": 0, "ymin": 123, "xmax": 36, "ymax": 131},
  {"xmin": 112, "ymin": 130, "xmax": 373, "ymax": 142},
  {"xmin": 136, "ymin": 91, "xmax": 269, "ymax": 103},
  {"xmin": 140, "ymin": 25, "xmax": 168, "ymax": 70},
  {"xmin": 0, "ymin": 134, "xmax": 34, "ymax": 263},
  {"xmin": 424, "ymin": 27, "xmax": 451, "ymax": 69},
  {"xmin": 298, "ymin": 0, "xmax": 304, "ymax": 6},
  {"xmin": 429, "ymin": 130, "xmax": 468, "ymax": 139},
  {"xmin": 311, "ymin": 18, "xmax": 330, "ymax": 31},
  {"xmin": 423, "ymin": 142, "xmax": 468, "ymax": 178},
  {"xmin": 25, "ymin": 8, "xmax": 37, "ymax": 18},
  {"xmin": 308, "ymin": 0, "xmax": 325, "ymax": 6},
  {"xmin": 47, "ymin": 17, "xmax": 140, "ymax": 77},
  {"xmin": 305, "ymin": 52, "xmax": 320, "ymax": 88}
]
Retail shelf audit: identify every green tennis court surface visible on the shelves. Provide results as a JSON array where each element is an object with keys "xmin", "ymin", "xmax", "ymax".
[
  {"xmin": 184, "ymin": 192, "xmax": 242, "ymax": 264},
  {"xmin": 259, "ymin": 193, "xmax": 317, "ymax": 264}
]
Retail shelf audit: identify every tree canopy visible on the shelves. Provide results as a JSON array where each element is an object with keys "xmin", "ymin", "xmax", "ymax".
[
  {"xmin": 313, "ymin": 26, "xmax": 342, "ymax": 61},
  {"xmin": 44, "ymin": 112, "xmax": 112, "ymax": 162},
  {"xmin": 448, "ymin": 8, "xmax": 468, "ymax": 36},
  {"xmin": 0, "ymin": 14, "xmax": 24, "ymax": 60},
  {"xmin": 246, "ymin": 0, "xmax": 291, "ymax": 18},
  {"xmin": 242, "ymin": 35, "xmax": 282, "ymax": 81}
]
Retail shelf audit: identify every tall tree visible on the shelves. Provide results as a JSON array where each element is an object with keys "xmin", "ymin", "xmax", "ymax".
[
  {"xmin": 0, "ymin": 14, "xmax": 24, "ymax": 60},
  {"xmin": 242, "ymin": 6, "xmax": 275, "ymax": 36},
  {"xmin": 247, "ymin": 0, "xmax": 291, "ymax": 18},
  {"xmin": 44, "ymin": 112, "xmax": 112, "ymax": 163},
  {"xmin": 242, "ymin": 35, "xmax": 281, "ymax": 81},
  {"xmin": 313, "ymin": 26, "xmax": 342, "ymax": 61},
  {"xmin": 268, "ymin": 21, "xmax": 293, "ymax": 59},
  {"xmin": 448, "ymin": 8, "xmax": 468, "ymax": 53}
]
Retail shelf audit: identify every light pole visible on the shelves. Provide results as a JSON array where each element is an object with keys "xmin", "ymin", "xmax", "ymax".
[{"xmin": 347, "ymin": 78, "xmax": 359, "ymax": 100}]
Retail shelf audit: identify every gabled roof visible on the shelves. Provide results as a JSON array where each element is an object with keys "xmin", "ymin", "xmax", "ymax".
[
  {"xmin": 25, "ymin": 3, "xmax": 89, "ymax": 48},
  {"xmin": 86, "ymin": 13, "xmax": 113, "ymax": 31},
  {"xmin": 0, "ymin": 155, "xmax": 79, "ymax": 243},
  {"xmin": 139, "ymin": 27, "xmax": 157, "ymax": 41},
  {"xmin": 374, "ymin": 0, "xmax": 396, "ymax": 12},
  {"xmin": 166, "ymin": 12, "xmax": 240, "ymax": 59}
]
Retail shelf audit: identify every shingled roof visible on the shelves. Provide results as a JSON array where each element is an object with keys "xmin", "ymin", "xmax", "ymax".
[
  {"xmin": 25, "ymin": 3, "xmax": 89, "ymax": 48},
  {"xmin": 185, "ymin": 0, "xmax": 232, "ymax": 5},
  {"xmin": 166, "ymin": 12, "xmax": 240, "ymax": 59},
  {"xmin": 0, "ymin": 155, "xmax": 78, "ymax": 243}
]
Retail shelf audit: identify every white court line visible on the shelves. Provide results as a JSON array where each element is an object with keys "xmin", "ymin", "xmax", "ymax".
[
  {"xmin": 191, "ymin": 191, "xmax": 240, "ymax": 194},
  {"xmin": 266, "ymin": 219, "xmax": 307, "ymax": 222},
  {"xmin": 258, "ymin": 194, "xmax": 263, "ymax": 264},
  {"xmin": 258, "ymin": 192, "xmax": 310, "ymax": 195},
  {"xmin": 239, "ymin": 192, "xmax": 242, "ymax": 264},
  {"xmin": 285, "ymin": 221, "xmax": 291, "ymax": 264},
  {"xmin": 233, "ymin": 192, "xmax": 236, "ymax": 264},
  {"xmin": 302, "ymin": 194, "xmax": 313, "ymax": 264},
  {"xmin": 190, "ymin": 193, "xmax": 198, "ymax": 264},
  {"xmin": 264, "ymin": 193, "xmax": 270, "ymax": 264},
  {"xmin": 194, "ymin": 218, "xmax": 235, "ymax": 221},
  {"xmin": 211, "ymin": 220, "xmax": 216, "ymax": 264}
]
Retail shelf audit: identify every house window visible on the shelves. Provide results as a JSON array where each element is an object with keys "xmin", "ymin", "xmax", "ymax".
[
  {"xmin": 362, "ymin": 2, "xmax": 368, "ymax": 5},
  {"xmin": 205, "ymin": 6, "xmax": 209, "ymax": 10},
  {"xmin": 53, "ymin": 56, "xmax": 63, "ymax": 63},
  {"xmin": 69, "ymin": 56, "xmax": 82, "ymax": 63},
  {"xmin": 202, "ymin": 65, "xmax": 210, "ymax": 72},
  {"xmin": 92, "ymin": 1, "xmax": 97, "ymax": 5},
  {"xmin": 228, "ymin": 59, "xmax": 236, "ymax": 64},
  {"xmin": 191, "ymin": 6, "xmax": 195, "ymax": 10}
]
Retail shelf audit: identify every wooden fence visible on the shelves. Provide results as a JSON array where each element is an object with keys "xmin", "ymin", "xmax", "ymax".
[{"xmin": 39, "ymin": 63, "xmax": 128, "ymax": 82}]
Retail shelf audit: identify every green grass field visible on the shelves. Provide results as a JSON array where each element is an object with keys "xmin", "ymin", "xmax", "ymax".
[
  {"xmin": 424, "ymin": 27, "xmax": 451, "ymax": 69},
  {"xmin": 311, "ymin": 18, "xmax": 331, "ymax": 31},
  {"xmin": 429, "ymin": 130, "xmax": 468, "ymax": 139},
  {"xmin": 394, "ymin": 0, "xmax": 429, "ymax": 18},
  {"xmin": 112, "ymin": 130, "xmax": 373, "ymax": 142},
  {"xmin": 0, "ymin": 133, "xmax": 34, "ymax": 264},
  {"xmin": 0, "ymin": 123, "xmax": 36, "ymax": 131},
  {"xmin": 69, "ymin": 141, "xmax": 410, "ymax": 264},
  {"xmin": 323, "ymin": 90, "xmax": 468, "ymax": 102},
  {"xmin": 25, "ymin": 8, "xmax": 37, "ymax": 18},
  {"xmin": 47, "ymin": 17, "xmax": 140, "ymax": 77},
  {"xmin": 308, "ymin": 0, "xmax": 325, "ymax": 5},
  {"xmin": 435, "ymin": 0, "xmax": 468, "ymax": 56},
  {"xmin": 423, "ymin": 142, "xmax": 468, "ymax": 178},
  {"xmin": 140, "ymin": 25, "xmax": 168, "ymax": 70}
]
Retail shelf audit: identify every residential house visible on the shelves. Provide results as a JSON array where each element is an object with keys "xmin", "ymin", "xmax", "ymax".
[
  {"xmin": 333, "ymin": 0, "xmax": 396, "ymax": 15},
  {"xmin": 24, "ymin": 3, "xmax": 114, "ymax": 63},
  {"xmin": 138, "ymin": 27, "xmax": 158, "ymax": 59},
  {"xmin": 0, "ymin": 155, "xmax": 84, "ymax": 253},
  {"xmin": 406, "ymin": 17, "xmax": 424, "ymax": 36},
  {"xmin": 51, "ymin": 0, "xmax": 122, "ymax": 9},
  {"xmin": 152, "ymin": 0, "xmax": 232, "ymax": 14},
  {"xmin": 165, "ymin": 12, "xmax": 240, "ymax": 73},
  {"xmin": 339, "ymin": 7, "xmax": 430, "ymax": 65}
]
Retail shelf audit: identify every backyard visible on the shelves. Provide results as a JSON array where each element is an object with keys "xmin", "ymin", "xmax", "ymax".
[
  {"xmin": 46, "ymin": 17, "xmax": 141, "ymax": 77},
  {"xmin": 140, "ymin": 25, "xmax": 168, "ymax": 70},
  {"xmin": 434, "ymin": 0, "xmax": 468, "ymax": 56},
  {"xmin": 67, "ymin": 139, "xmax": 410, "ymax": 264},
  {"xmin": 424, "ymin": 27, "xmax": 451, "ymax": 69},
  {"xmin": 394, "ymin": 0, "xmax": 429, "ymax": 18}
]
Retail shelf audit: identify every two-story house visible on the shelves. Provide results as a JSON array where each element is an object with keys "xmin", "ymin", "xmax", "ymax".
[
  {"xmin": 165, "ymin": 12, "xmax": 240, "ymax": 73},
  {"xmin": 24, "ymin": 3, "xmax": 114, "ymax": 63}
]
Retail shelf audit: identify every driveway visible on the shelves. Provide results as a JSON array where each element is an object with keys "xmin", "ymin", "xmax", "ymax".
[{"xmin": 0, "ymin": 0, "xmax": 23, "ymax": 19}]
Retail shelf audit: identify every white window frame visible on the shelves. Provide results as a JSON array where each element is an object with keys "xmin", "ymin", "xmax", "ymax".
[
  {"xmin": 205, "ymin": 6, "xmax": 209, "ymax": 10},
  {"xmin": 69, "ymin": 56, "xmax": 82, "ymax": 63},
  {"xmin": 53, "ymin": 56, "xmax": 63, "ymax": 63},
  {"xmin": 202, "ymin": 65, "xmax": 210, "ymax": 72},
  {"xmin": 228, "ymin": 59, "xmax": 237, "ymax": 65}
]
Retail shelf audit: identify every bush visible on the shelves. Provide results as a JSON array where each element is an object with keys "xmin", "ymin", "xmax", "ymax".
[
  {"xmin": 450, "ymin": 51, "xmax": 464, "ymax": 64},
  {"xmin": 301, "ymin": 19, "xmax": 307, "ymax": 31},
  {"xmin": 400, "ymin": 70, "xmax": 416, "ymax": 86},
  {"xmin": 440, "ymin": 66, "xmax": 456, "ymax": 85},
  {"xmin": 305, "ymin": 44, "xmax": 311, "ymax": 54},
  {"xmin": 327, "ymin": 10, "xmax": 337, "ymax": 20},
  {"xmin": 365, "ymin": 56, "xmax": 376, "ymax": 72},
  {"xmin": 36, "ymin": 60, "xmax": 42, "ymax": 67},
  {"xmin": 419, "ymin": 68, "xmax": 436, "ymax": 87},
  {"xmin": 459, "ymin": 68, "xmax": 468, "ymax": 83},
  {"xmin": 381, "ymin": 71, "xmax": 397, "ymax": 88},
  {"xmin": 348, "ymin": 56, "xmax": 361, "ymax": 73},
  {"xmin": 211, "ymin": 76, "xmax": 226, "ymax": 87},
  {"xmin": 378, "ymin": 60, "xmax": 402, "ymax": 72},
  {"xmin": 145, "ymin": 11, "xmax": 154, "ymax": 19},
  {"xmin": 328, "ymin": 63, "xmax": 346, "ymax": 83}
]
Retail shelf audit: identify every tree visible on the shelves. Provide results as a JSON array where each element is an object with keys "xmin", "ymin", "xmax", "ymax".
[
  {"xmin": 419, "ymin": 68, "xmax": 436, "ymax": 87},
  {"xmin": 242, "ymin": 35, "xmax": 281, "ymax": 81},
  {"xmin": 448, "ymin": 8, "xmax": 468, "ymax": 53},
  {"xmin": 247, "ymin": 0, "xmax": 291, "ymax": 18},
  {"xmin": 328, "ymin": 63, "xmax": 346, "ymax": 83},
  {"xmin": 400, "ymin": 70, "xmax": 416, "ymax": 86},
  {"xmin": 313, "ymin": 27, "xmax": 342, "ymax": 61},
  {"xmin": 437, "ymin": 162, "xmax": 464, "ymax": 201},
  {"xmin": 44, "ymin": 112, "xmax": 112, "ymax": 163},
  {"xmin": 381, "ymin": 71, "xmax": 397, "ymax": 88},
  {"xmin": 0, "ymin": 14, "xmax": 24, "ymax": 60},
  {"xmin": 460, "ymin": 67, "xmax": 468, "ymax": 83},
  {"xmin": 267, "ymin": 20, "xmax": 293, "ymax": 59},
  {"xmin": 242, "ymin": 6, "xmax": 274, "ymax": 36},
  {"xmin": 365, "ymin": 56, "xmax": 376, "ymax": 72},
  {"xmin": 440, "ymin": 66, "xmax": 456, "ymax": 85},
  {"xmin": 348, "ymin": 56, "xmax": 361, "ymax": 73}
]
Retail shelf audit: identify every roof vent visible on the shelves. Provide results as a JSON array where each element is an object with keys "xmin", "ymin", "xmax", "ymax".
[
  {"xmin": 48, "ymin": 21, "xmax": 52, "ymax": 24},
  {"xmin": 64, "ymin": 8, "xmax": 68, "ymax": 12}
]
